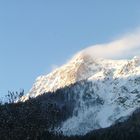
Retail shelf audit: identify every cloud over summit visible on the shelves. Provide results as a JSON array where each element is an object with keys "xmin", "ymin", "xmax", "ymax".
[{"xmin": 82, "ymin": 29, "xmax": 140, "ymax": 59}]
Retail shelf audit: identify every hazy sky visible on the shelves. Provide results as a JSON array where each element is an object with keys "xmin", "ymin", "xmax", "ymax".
[{"xmin": 0, "ymin": 0, "xmax": 140, "ymax": 96}]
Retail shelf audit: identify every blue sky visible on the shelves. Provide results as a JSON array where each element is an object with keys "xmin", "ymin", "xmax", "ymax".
[{"xmin": 0, "ymin": 0, "xmax": 140, "ymax": 96}]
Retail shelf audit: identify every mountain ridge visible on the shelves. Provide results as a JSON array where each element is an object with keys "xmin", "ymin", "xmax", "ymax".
[
  {"xmin": 21, "ymin": 52, "xmax": 134, "ymax": 101},
  {"xmin": 20, "ymin": 53, "xmax": 140, "ymax": 135}
]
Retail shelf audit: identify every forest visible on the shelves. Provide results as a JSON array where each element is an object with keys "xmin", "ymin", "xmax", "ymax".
[{"xmin": 0, "ymin": 85, "xmax": 140, "ymax": 140}]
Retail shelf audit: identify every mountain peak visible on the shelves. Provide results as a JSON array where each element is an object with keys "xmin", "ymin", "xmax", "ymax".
[
  {"xmin": 21, "ymin": 52, "xmax": 97, "ymax": 101},
  {"xmin": 20, "ymin": 53, "xmax": 140, "ymax": 136},
  {"xmin": 21, "ymin": 54, "xmax": 140, "ymax": 101},
  {"xmin": 70, "ymin": 52, "xmax": 93, "ymax": 63}
]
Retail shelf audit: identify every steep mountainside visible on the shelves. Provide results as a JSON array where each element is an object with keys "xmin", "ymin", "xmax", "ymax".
[
  {"xmin": 20, "ymin": 52, "xmax": 140, "ymax": 135},
  {"xmin": 1, "ymin": 89, "xmax": 140, "ymax": 140},
  {"xmin": 21, "ymin": 53, "xmax": 140, "ymax": 101}
]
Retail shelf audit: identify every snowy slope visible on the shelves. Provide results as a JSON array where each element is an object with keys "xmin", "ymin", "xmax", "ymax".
[
  {"xmin": 21, "ymin": 52, "xmax": 140, "ymax": 136},
  {"xmin": 21, "ymin": 52, "xmax": 129, "ymax": 101}
]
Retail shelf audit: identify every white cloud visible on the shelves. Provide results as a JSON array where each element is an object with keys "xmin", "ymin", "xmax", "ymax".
[
  {"xmin": 81, "ymin": 28, "xmax": 140, "ymax": 59},
  {"xmin": 51, "ymin": 64, "xmax": 58, "ymax": 71}
]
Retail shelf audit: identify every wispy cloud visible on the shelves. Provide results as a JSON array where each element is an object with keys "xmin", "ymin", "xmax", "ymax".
[
  {"xmin": 51, "ymin": 64, "xmax": 58, "ymax": 71},
  {"xmin": 82, "ymin": 28, "xmax": 140, "ymax": 59}
]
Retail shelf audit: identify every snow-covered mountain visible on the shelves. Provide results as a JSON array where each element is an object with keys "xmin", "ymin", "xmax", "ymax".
[{"xmin": 21, "ymin": 52, "xmax": 140, "ymax": 136}]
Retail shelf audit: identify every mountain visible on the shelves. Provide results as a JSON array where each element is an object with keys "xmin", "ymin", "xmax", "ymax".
[
  {"xmin": 20, "ymin": 52, "xmax": 140, "ymax": 136},
  {"xmin": 1, "ymin": 86, "xmax": 140, "ymax": 140}
]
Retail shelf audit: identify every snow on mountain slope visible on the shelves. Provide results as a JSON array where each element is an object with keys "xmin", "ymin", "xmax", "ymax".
[
  {"xmin": 20, "ymin": 52, "xmax": 140, "ymax": 136},
  {"xmin": 21, "ymin": 52, "xmax": 129, "ymax": 101}
]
